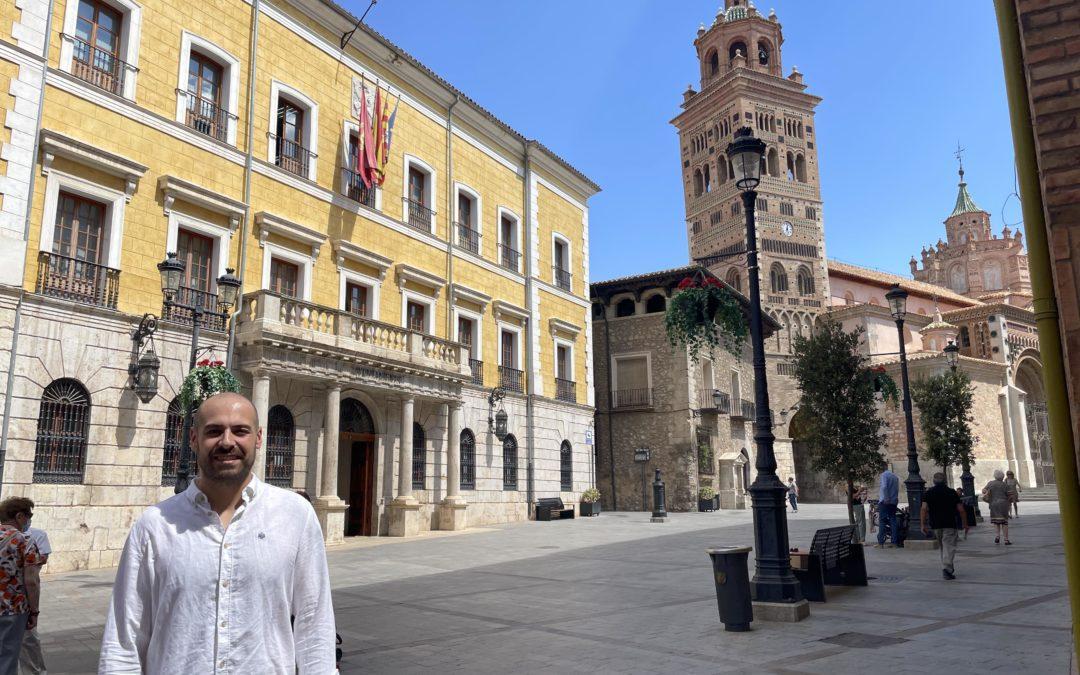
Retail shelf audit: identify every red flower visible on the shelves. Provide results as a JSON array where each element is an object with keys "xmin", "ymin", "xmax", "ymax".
[
  {"xmin": 872, "ymin": 366, "xmax": 886, "ymax": 373},
  {"xmin": 703, "ymin": 277, "xmax": 721, "ymax": 288},
  {"xmin": 677, "ymin": 277, "xmax": 697, "ymax": 289},
  {"xmin": 210, "ymin": 360, "xmax": 224, "ymax": 368},
  {"xmin": 197, "ymin": 359, "xmax": 210, "ymax": 367}
]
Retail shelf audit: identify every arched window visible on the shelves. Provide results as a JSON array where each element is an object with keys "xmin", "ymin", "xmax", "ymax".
[
  {"xmin": 785, "ymin": 152, "xmax": 795, "ymax": 181},
  {"xmin": 725, "ymin": 268, "xmax": 742, "ymax": 293},
  {"xmin": 34, "ymin": 378, "xmax": 91, "ymax": 484},
  {"xmin": 796, "ymin": 267, "xmax": 814, "ymax": 296},
  {"xmin": 693, "ymin": 169, "xmax": 703, "ymax": 197},
  {"xmin": 719, "ymin": 159, "xmax": 729, "ymax": 182},
  {"xmin": 412, "ymin": 422, "xmax": 426, "ymax": 489},
  {"xmin": 795, "ymin": 154, "xmax": 807, "ymax": 183},
  {"xmin": 615, "ymin": 298, "xmax": 636, "ymax": 317},
  {"xmin": 592, "ymin": 303, "xmax": 604, "ymax": 319},
  {"xmin": 757, "ymin": 41, "xmax": 770, "ymax": 66},
  {"xmin": 703, "ymin": 165, "xmax": 711, "ymax": 193},
  {"xmin": 161, "ymin": 396, "xmax": 191, "ymax": 486},
  {"xmin": 729, "ymin": 41, "xmax": 747, "ymax": 61},
  {"xmin": 869, "ymin": 297, "xmax": 880, "ymax": 306},
  {"xmin": 460, "ymin": 429, "xmax": 476, "ymax": 490},
  {"xmin": 843, "ymin": 290, "xmax": 855, "ymax": 305},
  {"xmin": 770, "ymin": 263, "xmax": 789, "ymax": 293},
  {"xmin": 502, "ymin": 434, "xmax": 518, "ymax": 490},
  {"xmin": 645, "ymin": 294, "xmax": 666, "ymax": 313},
  {"xmin": 560, "ymin": 441, "xmax": 573, "ymax": 491},
  {"xmin": 265, "ymin": 405, "xmax": 295, "ymax": 488},
  {"xmin": 707, "ymin": 49, "xmax": 719, "ymax": 75},
  {"xmin": 341, "ymin": 398, "xmax": 375, "ymax": 434},
  {"xmin": 767, "ymin": 147, "xmax": 779, "ymax": 176}
]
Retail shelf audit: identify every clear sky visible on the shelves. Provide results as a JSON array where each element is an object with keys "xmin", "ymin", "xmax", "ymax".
[{"xmin": 354, "ymin": 1, "xmax": 1018, "ymax": 282}]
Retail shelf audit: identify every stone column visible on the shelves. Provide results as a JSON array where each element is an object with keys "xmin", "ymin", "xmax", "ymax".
[
  {"xmin": 1013, "ymin": 392, "xmax": 1038, "ymax": 488},
  {"xmin": 439, "ymin": 401, "xmax": 467, "ymax": 530},
  {"xmin": 251, "ymin": 371, "xmax": 270, "ymax": 480},
  {"xmin": 389, "ymin": 396, "xmax": 420, "ymax": 536},
  {"xmin": 314, "ymin": 385, "xmax": 347, "ymax": 544}
]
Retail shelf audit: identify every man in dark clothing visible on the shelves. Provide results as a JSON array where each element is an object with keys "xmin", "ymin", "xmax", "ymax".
[{"xmin": 920, "ymin": 472, "xmax": 969, "ymax": 580}]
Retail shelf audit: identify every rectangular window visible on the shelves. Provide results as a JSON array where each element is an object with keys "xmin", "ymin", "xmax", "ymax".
[
  {"xmin": 408, "ymin": 167, "xmax": 425, "ymax": 206},
  {"xmin": 457, "ymin": 316, "xmax": 474, "ymax": 358},
  {"xmin": 805, "ymin": 206, "xmax": 817, "ymax": 220},
  {"xmin": 185, "ymin": 52, "xmax": 225, "ymax": 140},
  {"xmin": 176, "ymin": 229, "xmax": 214, "ymax": 292},
  {"xmin": 500, "ymin": 330, "xmax": 516, "ymax": 368},
  {"xmin": 345, "ymin": 281, "xmax": 368, "ymax": 317},
  {"xmin": 553, "ymin": 239, "xmax": 570, "ymax": 290},
  {"xmin": 269, "ymin": 258, "xmax": 299, "ymax": 298},
  {"xmin": 275, "ymin": 99, "xmax": 307, "ymax": 176},
  {"xmin": 53, "ymin": 192, "xmax": 105, "ymax": 264},
  {"xmin": 344, "ymin": 133, "xmax": 376, "ymax": 207},
  {"xmin": 612, "ymin": 356, "xmax": 650, "ymax": 408},
  {"xmin": 780, "ymin": 202, "xmax": 794, "ymax": 216},
  {"xmin": 406, "ymin": 300, "xmax": 426, "ymax": 332},
  {"xmin": 499, "ymin": 215, "xmax": 519, "ymax": 270},
  {"xmin": 556, "ymin": 344, "xmax": 570, "ymax": 380},
  {"xmin": 457, "ymin": 193, "xmax": 472, "ymax": 227},
  {"xmin": 72, "ymin": 0, "xmax": 123, "ymax": 95},
  {"xmin": 756, "ymin": 198, "xmax": 768, "ymax": 212}
]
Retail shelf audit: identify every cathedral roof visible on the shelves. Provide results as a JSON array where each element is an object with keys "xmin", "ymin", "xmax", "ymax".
[
  {"xmin": 828, "ymin": 259, "xmax": 981, "ymax": 307},
  {"xmin": 950, "ymin": 169, "xmax": 983, "ymax": 217}
]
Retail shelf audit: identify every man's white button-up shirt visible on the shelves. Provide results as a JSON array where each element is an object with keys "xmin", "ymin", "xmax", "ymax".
[{"xmin": 99, "ymin": 476, "xmax": 336, "ymax": 674}]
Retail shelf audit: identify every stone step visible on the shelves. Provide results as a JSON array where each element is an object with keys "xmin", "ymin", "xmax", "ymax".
[{"xmin": 1022, "ymin": 486, "xmax": 1059, "ymax": 501}]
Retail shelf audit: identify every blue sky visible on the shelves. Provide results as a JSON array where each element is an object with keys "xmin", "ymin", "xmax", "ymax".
[{"xmin": 356, "ymin": 1, "xmax": 1018, "ymax": 281}]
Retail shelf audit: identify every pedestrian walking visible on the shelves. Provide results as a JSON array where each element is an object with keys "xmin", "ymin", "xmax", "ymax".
[
  {"xmin": 18, "ymin": 524, "xmax": 49, "ymax": 675},
  {"xmin": 851, "ymin": 485, "xmax": 868, "ymax": 543},
  {"xmin": 982, "ymin": 469, "xmax": 1012, "ymax": 545},
  {"xmin": 786, "ymin": 478, "xmax": 799, "ymax": 512},
  {"xmin": 876, "ymin": 466, "xmax": 901, "ymax": 548},
  {"xmin": 920, "ymin": 473, "xmax": 969, "ymax": 579},
  {"xmin": 0, "ymin": 498, "xmax": 41, "ymax": 675},
  {"xmin": 1004, "ymin": 470, "xmax": 1022, "ymax": 518},
  {"xmin": 99, "ymin": 392, "xmax": 337, "ymax": 674}
]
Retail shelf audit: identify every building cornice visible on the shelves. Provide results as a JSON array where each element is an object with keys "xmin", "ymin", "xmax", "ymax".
[
  {"xmin": 159, "ymin": 175, "xmax": 246, "ymax": 229},
  {"xmin": 255, "ymin": 211, "xmax": 327, "ymax": 259},
  {"xmin": 331, "ymin": 239, "xmax": 392, "ymax": 279},
  {"xmin": 450, "ymin": 283, "xmax": 492, "ymax": 309},
  {"xmin": 396, "ymin": 263, "xmax": 446, "ymax": 292},
  {"xmin": 492, "ymin": 299, "xmax": 529, "ymax": 324},
  {"xmin": 41, "ymin": 129, "xmax": 148, "ymax": 201}
]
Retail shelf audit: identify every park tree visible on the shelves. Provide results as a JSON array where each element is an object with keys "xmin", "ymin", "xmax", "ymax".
[
  {"xmin": 791, "ymin": 321, "xmax": 894, "ymax": 524},
  {"xmin": 911, "ymin": 369, "xmax": 976, "ymax": 485}
]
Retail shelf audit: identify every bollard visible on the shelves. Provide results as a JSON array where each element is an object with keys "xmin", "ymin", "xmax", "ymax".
[
  {"xmin": 651, "ymin": 469, "xmax": 667, "ymax": 522},
  {"xmin": 706, "ymin": 546, "xmax": 753, "ymax": 631}
]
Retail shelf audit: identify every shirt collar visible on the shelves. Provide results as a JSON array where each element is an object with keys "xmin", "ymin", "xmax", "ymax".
[{"xmin": 185, "ymin": 473, "xmax": 262, "ymax": 509}]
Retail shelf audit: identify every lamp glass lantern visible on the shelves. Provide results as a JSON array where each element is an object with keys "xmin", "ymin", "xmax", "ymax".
[
  {"xmin": 132, "ymin": 348, "xmax": 160, "ymax": 404},
  {"xmin": 216, "ymin": 267, "xmax": 242, "ymax": 311},
  {"xmin": 494, "ymin": 408, "xmax": 508, "ymax": 441},
  {"xmin": 157, "ymin": 252, "xmax": 185, "ymax": 302},
  {"xmin": 726, "ymin": 128, "xmax": 767, "ymax": 191},
  {"xmin": 885, "ymin": 284, "xmax": 908, "ymax": 322},
  {"xmin": 944, "ymin": 341, "xmax": 959, "ymax": 369}
]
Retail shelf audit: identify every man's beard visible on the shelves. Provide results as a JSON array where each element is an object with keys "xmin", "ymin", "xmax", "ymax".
[{"xmin": 197, "ymin": 446, "xmax": 256, "ymax": 484}]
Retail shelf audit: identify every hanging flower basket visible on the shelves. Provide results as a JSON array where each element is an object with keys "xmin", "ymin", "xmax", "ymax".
[
  {"xmin": 665, "ymin": 275, "xmax": 748, "ymax": 360},
  {"xmin": 179, "ymin": 362, "xmax": 242, "ymax": 414},
  {"xmin": 871, "ymin": 366, "xmax": 901, "ymax": 407}
]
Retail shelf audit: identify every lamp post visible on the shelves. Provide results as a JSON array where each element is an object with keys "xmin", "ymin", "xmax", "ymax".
[
  {"xmin": 885, "ymin": 283, "xmax": 928, "ymax": 540},
  {"xmin": 158, "ymin": 252, "xmax": 242, "ymax": 494},
  {"xmin": 944, "ymin": 341, "xmax": 979, "ymax": 517},
  {"xmin": 725, "ymin": 127, "xmax": 802, "ymax": 603}
]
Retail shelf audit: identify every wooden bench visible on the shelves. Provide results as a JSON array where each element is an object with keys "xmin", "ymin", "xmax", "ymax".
[
  {"xmin": 536, "ymin": 497, "xmax": 575, "ymax": 521},
  {"xmin": 790, "ymin": 525, "xmax": 868, "ymax": 602}
]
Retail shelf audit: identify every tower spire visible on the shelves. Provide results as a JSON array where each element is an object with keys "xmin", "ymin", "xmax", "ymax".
[{"xmin": 950, "ymin": 142, "xmax": 981, "ymax": 217}]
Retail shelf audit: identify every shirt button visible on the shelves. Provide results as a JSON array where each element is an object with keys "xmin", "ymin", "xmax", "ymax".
[
  {"xmin": 220, "ymin": 620, "xmax": 228, "ymax": 627},
  {"xmin": 223, "ymin": 542, "xmax": 230, "ymax": 549},
  {"xmin": 221, "ymin": 580, "xmax": 229, "ymax": 588},
  {"xmin": 219, "ymin": 659, "xmax": 227, "ymax": 668}
]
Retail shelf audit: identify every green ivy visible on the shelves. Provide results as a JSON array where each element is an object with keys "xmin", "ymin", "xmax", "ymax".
[
  {"xmin": 179, "ymin": 365, "xmax": 242, "ymax": 414},
  {"xmin": 872, "ymin": 370, "xmax": 901, "ymax": 407},
  {"xmin": 665, "ymin": 278, "xmax": 747, "ymax": 361}
]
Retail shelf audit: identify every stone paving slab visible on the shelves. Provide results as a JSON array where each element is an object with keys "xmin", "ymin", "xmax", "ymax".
[{"xmin": 33, "ymin": 502, "xmax": 1071, "ymax": 673}]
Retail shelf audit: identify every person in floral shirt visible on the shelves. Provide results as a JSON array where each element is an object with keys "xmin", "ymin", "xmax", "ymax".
[{"xmin": 0, "ymin": 497, "xmax": 40, "ymax": 675}]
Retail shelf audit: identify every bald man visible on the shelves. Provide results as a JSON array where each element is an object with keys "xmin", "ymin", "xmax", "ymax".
[{"xmin": 100, "ymin": 393, "xmax": 336, "ymax": 674}]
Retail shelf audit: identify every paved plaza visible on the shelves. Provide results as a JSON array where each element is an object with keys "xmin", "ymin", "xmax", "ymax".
[{"xmin": 38, "ymin": 502, "xmax": 1069, "ymax": 674}]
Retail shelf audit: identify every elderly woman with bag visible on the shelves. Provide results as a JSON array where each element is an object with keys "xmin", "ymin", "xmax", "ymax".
[{"xmin": 982, "ymin": 470, "xmax": 1012, "ymax": 545}]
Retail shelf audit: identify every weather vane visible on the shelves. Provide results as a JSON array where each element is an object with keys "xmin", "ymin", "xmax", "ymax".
[{"xmin": 954, "ymin": 141, "xmax": 965, "ymax": 178}]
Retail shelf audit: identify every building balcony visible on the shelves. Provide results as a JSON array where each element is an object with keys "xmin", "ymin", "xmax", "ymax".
[
  {"xmin": 611, "ymin": 387, "xmax": 653, "ymax": 409},
  {"xmin": 555, "ymin": 377, "xmax": 576, "ymax": 403},
  {"xmin": 235, "ymin": 291, "xmax": 470, "ymax": 380},
  {"xmin": 66, "ymin": 35, "xmax": 133, "ymax": 96},
  {"xmin": 499, "ymin": 365, "xmax": 524, "ymax": 393},
  {"xmin": 341, "ymin": 166, "xmax": 377, "ymax": 207},
  {"xmin": 469, "ymin": 359, "xmax": 484, "ymax": 385},
  {"xmin": 553, "ymin": 266, "xmax": 572, "ymax": 292},
  {"xmin": 403, "ymin": 198, "xmax": 435, "ymax": 233},
  {"xmin": 35, "ymin": 251, "xmax": 120, "ymax": 309},
  {"xmin": 269, "ymin": 134, "xmax": 315, "ymax": 178},
  {"xmin": 730, "ymin": 398, "xmax": 756, "ymax": 421},
  {"xmin": 161, "ymin": 286, "xmax": 226, "ymax": 332},
  {"xmin": 179, "ymin": 91, "xmax": 235, "ymax": 143},
  {"xmin": 455, "ymin": 222, "xmax": 481, "ymax": 255},
  {"xmin": 698, "ymin": 389, "xmax": 731, "ymax": 414},
  {"xmin": 498, "ymin": 244, "xmax": 520, "ymax": 272}
]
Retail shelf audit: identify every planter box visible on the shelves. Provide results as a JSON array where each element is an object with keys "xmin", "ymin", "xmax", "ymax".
[
  {"xmin": 699, "ymin": 498, "xmax": 717, "ymax": 512},
  {"xmin": 580, "ymin": 501, "xmax": 601, "ymax": 517}
]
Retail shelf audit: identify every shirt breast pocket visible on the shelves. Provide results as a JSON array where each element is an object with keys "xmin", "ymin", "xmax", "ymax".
[{"xmin": 248, "ymin": 526, "xmax": 298, "ymax": 591}]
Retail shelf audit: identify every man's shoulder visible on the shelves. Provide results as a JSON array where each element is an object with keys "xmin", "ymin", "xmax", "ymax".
[{"xmin": 258, "ymin": 483, "xmax": 315, "ymax": 516}]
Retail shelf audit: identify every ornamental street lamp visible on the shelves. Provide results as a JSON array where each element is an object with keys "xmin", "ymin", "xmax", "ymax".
[
  {"xmin": 725, "ymin": 127, "xmax": 802, "ymax": 603},
  {"xmin": 885, "ymin": 283, "xmax": 929, "ymax": 540},
  {"xmin": 128, "ymin": 313, "xmax": 161, "ymax": 404},
  {"xmin": 943, "ymin": 341, "xmax": 979, "ymax": 517},
  {"xmin": 944, "ymin": 341, "xmax": 959, "ymax": 371},
  {"xmin": 487, "ymin": 387, "xmax": 508, "ymax": 441},
  {"xmin": 158, "ymin": 253, "xmax": 243, "ymax": 494}
]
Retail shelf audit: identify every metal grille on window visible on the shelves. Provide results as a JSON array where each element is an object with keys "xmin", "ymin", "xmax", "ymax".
[
  {"xmin": 412, "ymin": 422, "xmax": 426, "ymax": 489},
  {"xmin": 340, "ymin": 398, "xmax": 375, "ymax": 434},
  {"xmin": 460, "ymin": 429, "xmax": 476, "ymax": 490},
  {"xmin": 33, "ymin": 378, "xmax": 91, "ymax": 484},
  {"xmin": 559, "ymin": 440, "xmax": 572, "ymax": 491},
  {"xmin": 265, "ymin": 405, "xmax": 295, "ymax": 488},
  {"xmin": 161, "ymin": 397, "xmax": 188, "ymax": 486},
  {"xmin": 502, "ymin": 434, "xmax": 518, "ymax": 490}
]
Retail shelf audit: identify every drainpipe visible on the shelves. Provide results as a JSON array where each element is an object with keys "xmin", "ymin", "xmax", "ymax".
[
  {"xmin": 602, "ymin": 308, "xmax": 617, "ymax": 509},
  {"xmin": 0, "ymin": 0, "xmax": 57, "ymax": 491},
  {"xmin": 445, "ymin": 95, "xmax": 459, "ymax": 337},
  {"xmin": 226, "ymin": 0, "xmax": 261, "ymax": 370},
  {"xmin": 994, "ymin": 1, "xmax": 1080, "ymax": 666},
  {"xmin": 523, "ymin": 143, "xmax": 536, "ymax": 515}
]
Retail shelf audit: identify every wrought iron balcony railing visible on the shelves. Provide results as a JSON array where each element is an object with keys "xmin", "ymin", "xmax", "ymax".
[
  {"xmin": 66, "ymin": 35, "xmax": 134, "ymax": 96},
  {"xmin": 553, "ymin": 266, "xmax": 571, "ymax": 291},
  {"xmin": 499, "ymin": 365, "xmax": 524, "ymax": 393},
  {"xmin": 403, "ymin": 197, "xmax": 435, "ymax": 233},
  {"xmin": 469, "ymin": 359, "xmax": 483, "ymax": 385},
  {"xmin": 341, "ymin": 166, "xmax": 377, "ymax": 207},
  {"xmin": 555, "ymin": 377, "xmax": 576, "ymax": 403},
  {"xmin": 611, "ymin": 387, "xmax": 653, "ymax": 409},
  {"xmin": 269, "ymin": 133, "xmax": 315, "ymax": 178},
  {"xmin": 36, "ymin": 251, "xmax": 120, "ymax": 309},
  {"xmin": 498, "ymin": 243, "xmax": 520, "ymax": 272},
  {"xmin": 161, "ymin": 285, "xmax": 226, "ymax": 331},
  {"xmin": 455, "ymin": 222, "xmax": 481, "ymax": 255},
  {"xmin": 179, "ymin": 90, "xmax": 236, "ymax": 142}
]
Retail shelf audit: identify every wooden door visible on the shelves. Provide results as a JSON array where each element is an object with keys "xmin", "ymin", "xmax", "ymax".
[{"xmin": 346, "ymin": 438, "xmax": 374, "ymax": 536}]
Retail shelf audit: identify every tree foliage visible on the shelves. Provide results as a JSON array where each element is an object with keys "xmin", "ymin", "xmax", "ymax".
[
  {"xmin": 911, "ymin": 370, "xmax": 976, "ymax": 471},
  {"xmin": 791, "ymin": 320, "xmax": 888, "ymax": 523}
]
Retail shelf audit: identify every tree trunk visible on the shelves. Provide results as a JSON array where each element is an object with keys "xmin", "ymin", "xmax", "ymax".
[{"xmin": 846, "ymin": 474, "xmax": 855, "ymax": 525}]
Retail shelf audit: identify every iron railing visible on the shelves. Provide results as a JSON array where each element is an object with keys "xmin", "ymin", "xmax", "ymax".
[
  {"xmin": 469, "ymin": 359, "xmax": 484, "ymax": 385},
  {"xmin": 460, "ymin": 432, "xmax": 476, "ymax": 490},
  {"xmin": 161, "ymin": 286, "xmax": 226, "ymax": 331},
  {"xmin": 503, "ymin": 437, "xmax": 519, "ymax": 490},
  {"xmin": 67, "ymin": 35, "xmax": 133, "ymax": 96},
  {"xmin": 555, "ymin": 378, "xmax": 576, "ymax": 403},
  {"xmin": 36, "ymin": 251, "xmax": 120, "ymax": 309},
  {"xmin": 560, "ymin": 444, "xmax": 573, "ymax": 490},
  {"xmin": 498, "ymin": 243, "xmax": 520, "ymax": 271},
  {"xmin": 739, "ymin": 399, "xmax": 756, "ymax": 419},
  {"xmin": 403, "ymin": 197, "xmax": 435, "ymax": 233},
  {"xmin": 455, "ymin": 222, "xmax": 481, "ymax": 255},
  {"xmin": 499, "ymin": 365, "xmax": 524, "ymax": 393},
  {"xmin": 32, "ymin": 380, "xmax": 90, "ymax": 484},
  {"xmin": 611, "ymin": 387, "xmax": 653, "ymax": 409},
  {"xmin": 553, "ymin": 266, "xmax": 572, "ymax": 291},
  {"xmin": 269, "ymin": 133, "xmax": 315, "ymax": 177},
  {"xmin": 179, "ymin": 90, "xmax": 235, "ymax": 142},
  {"xmin": 700, "ymin": 389, "xmax": 731, "ymax": 414},
  {"xmin": 341, "ymin": 166, "xmax": 377, "ymax": 207}
]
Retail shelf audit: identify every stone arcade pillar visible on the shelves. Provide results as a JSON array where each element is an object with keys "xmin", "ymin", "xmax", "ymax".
[
  {"xmin": 439, "ymin": 401, "xmax": 467, "ymax": 530},
  {"xmin": 251, "ymin": 371, "xmax": 270, "ymax": 480},
  {"xmin": 389, "ymin": 396, "xmax": 420, "ymax": 536},
  {"xmin": 314, "ymin": 385, "xmax": 348, "ymax": 544}
]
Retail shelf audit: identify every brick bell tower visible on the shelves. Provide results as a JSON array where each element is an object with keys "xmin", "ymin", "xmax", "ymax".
[{"xmin": 672, "ymin": 0, "xmax": 830, "ymax": 484}]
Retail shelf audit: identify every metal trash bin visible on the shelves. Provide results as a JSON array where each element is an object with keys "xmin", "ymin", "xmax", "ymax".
[{"xmin": 706, "ymin": 546, "xmax": 753, "ymax": 632}]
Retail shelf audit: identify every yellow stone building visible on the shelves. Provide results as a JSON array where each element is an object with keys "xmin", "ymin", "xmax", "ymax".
[{"xmin": 0, "ymin": 0, "xmax": 599, "ymax": 570}]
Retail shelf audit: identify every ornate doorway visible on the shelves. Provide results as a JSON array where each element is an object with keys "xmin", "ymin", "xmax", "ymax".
[
  {"xmin": 341, "ymin": 398, "xmax": 377, "ymax": 536},
  {"xmin": 1026, "ymin": 402, "xmax": 1053, "ymax": 486}
]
